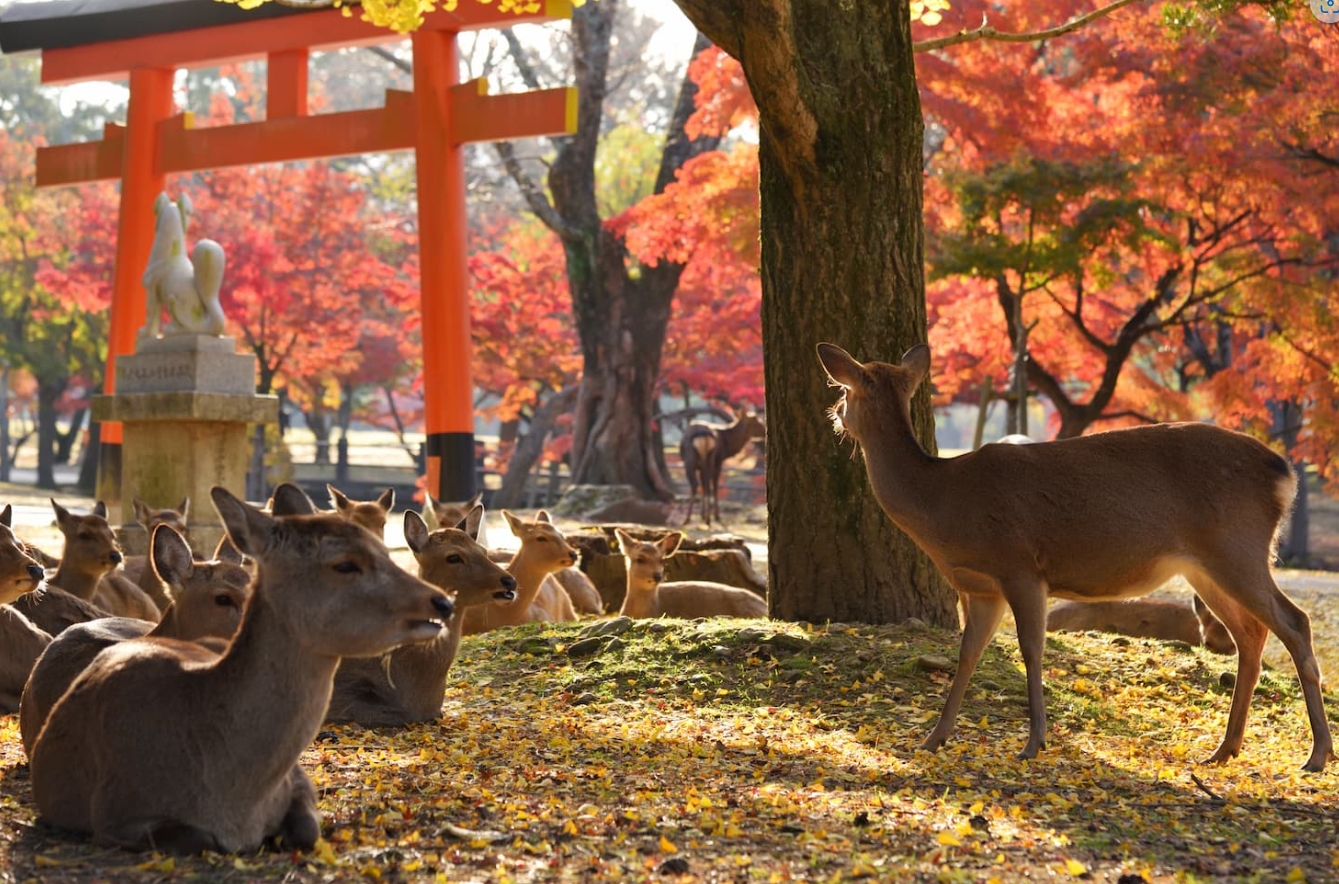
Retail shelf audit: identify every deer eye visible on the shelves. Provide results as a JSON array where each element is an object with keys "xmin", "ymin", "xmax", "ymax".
[
  {"xmin": 536, "ymin": 536, "xmax": 548, "ymax": 543},
  {"xmin": 214, "ymin": 594, "xmax": 237, "ymax": 608},
  {"xmin": 446, "ymin": 554, "xmax": 464, "ymax": 565},
  {"xmin": 78, "ymin": 532, "xmax": 93, "ymax": 541},
  {"xmin": 332, "ymin": 561, "xmax": 361, "ymax": 574}
]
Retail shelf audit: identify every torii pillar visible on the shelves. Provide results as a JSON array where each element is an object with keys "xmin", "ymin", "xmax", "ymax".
[{"xmin": 13, "ymin": 2, "xmax": 576, "ymax": 513}]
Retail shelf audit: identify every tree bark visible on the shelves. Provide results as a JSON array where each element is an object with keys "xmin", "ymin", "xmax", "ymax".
[
  {"xmin": 35, "ymin": 379, "xmax": 65, "ymax": 491},
  {"xmin": 673, "ymin": 0, "xmax": 956, "ymax": 625}
]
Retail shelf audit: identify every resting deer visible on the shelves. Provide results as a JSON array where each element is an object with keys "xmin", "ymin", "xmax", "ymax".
[
  {"xmin": 430, "ymin": 493, "xmax": 600, "ymax": 616},
  {"xmin": 818, "ymin": 342, "xmax": 1331, "ymax": 771},
  {"xmin": 1048, "ymin": 597, "xmax": 1236, "ymax": 655},
  {"xmin": 118, "ymin": 495, "xmax": 191, "ymax": 612},
  {"xmin": 327, "ymin": 506, "xmax": 517, "ymax": 726},
  {"xmin": 681, "ymin": 410, "xmax": 765, "ymax": 526},
  {"xmin": 461, "ymin": 510, "xmax": 579, "ymax": 635},
  {"xmin": 20, "ymin": 524, "xmax": 252, "ymax": 755},
  {"xmin": 46, "ymin": 500, "xmax": 160, "ymax": 622},
  {"xmin": 0, "ymin": 516, "xmax": 54, "ymax": 711},
  {"xmin": 28, "ymin": 483, "xmax": 454, "ymax": 853},
  {"xmin": 615, "ymin": 528, "xmax": 767, "ymax": 619},
  {"xmin": 329, "ymin": 484, "xmax": 395, "ymax": 540}
]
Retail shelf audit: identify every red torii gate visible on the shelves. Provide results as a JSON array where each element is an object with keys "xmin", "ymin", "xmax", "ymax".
[{"xmin": 0, "ymin": 0, "xmax": 575, "ymax": 505}]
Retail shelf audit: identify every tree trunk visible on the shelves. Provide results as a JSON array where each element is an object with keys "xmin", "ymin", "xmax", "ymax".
[
  {"xmin": 35, "ymin": 379, "xmax": 65, "ymax": 491},
  {"xmin": 53, "ymin": 407, "xmax": 86, "ymax": 465},
  {"xmin": 76, "ymin": 419, "xmax": 100, "ymax": 495},
  {"xmin": 675, "ymin": 0, "xmax": 956, "ymax": 625},
  {"xmin": 304, "ymin": 405, "xmax": 332, "ymax": 465},
  {"xmin": 493, "ymin": 388, "xmax": 577, "ymax": 510}
]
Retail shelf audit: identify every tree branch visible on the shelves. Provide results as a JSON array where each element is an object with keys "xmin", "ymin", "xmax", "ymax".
[
  {"xmin": 494, "ymin": 140, "xmax": 580, "ymax": 241},
  {"xmin": 364, "ymin": 44, "xmax": 411, "ymax": 75},
  {"xmin": 913, "ymin": 0, "xmax": 1143, "ymax": 53}
]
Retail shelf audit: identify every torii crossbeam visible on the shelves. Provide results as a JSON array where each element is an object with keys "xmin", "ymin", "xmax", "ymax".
[{"xmin": 0, "ymin": 0, "xmax": 576, "ymax": 506}]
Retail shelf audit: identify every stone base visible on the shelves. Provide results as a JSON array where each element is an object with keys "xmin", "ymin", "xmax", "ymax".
[{"xmin": 117, "ymin": 335, "xmax": 257, "ymax": 396}]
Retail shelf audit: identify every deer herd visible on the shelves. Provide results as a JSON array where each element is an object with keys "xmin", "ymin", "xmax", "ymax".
[{"xmin": 0, "ymin": 341, "xmax": 1331, "ymax": 854}]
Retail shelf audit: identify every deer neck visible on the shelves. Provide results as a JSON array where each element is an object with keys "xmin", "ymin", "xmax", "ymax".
[
  {"xmin": 855, "ymin": 403, "xmax": 939, "ymax": 534},
  {"xmin": 48, "ymin": 562, "xmax": 107, "ymax": 602},
  {"xmin": 717, "ymin": 420, "xmax": 752, "ymax": 460},
  {"xmin": 619, "ymin": 581, "xmax": 661, "ymax": 619},
  {"xmin": 149, "ymin": 603, "xmax": 183, "ymax": 638},
  {"xmin": 483, "ymin": 546, "xmax": 556, "ymax": 627},
  {"xmin": 385, "ymin": 615, "xmax": 461, "ymax": 715},
  {"xmin": 208, "ymin": 591, "xmax": 339, "ymax": 779}
]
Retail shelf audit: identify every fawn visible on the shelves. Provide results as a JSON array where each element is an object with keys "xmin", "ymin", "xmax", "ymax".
[
  {"xmin": 681, "ymin": 410, "xmax": 765, "ymax": 526},
  {"xmin": 0, "ymin": 514, "xmax": 54, "ymax": 712},
  {"xmin": 46, "ymin": 500, "xmax": 160, "ymax": 622},
  {"xmin": 430, "ymin": 493, "xmax": 600, "ymax": 616},
  {"xmin": 615, "ymin": 528, "xmax": 768, "ymax": 619},
  {"xmin": 28, "ymin": 484, "xmax": 454, "ymax": 853},
  {"xmin": 461, "ymin": 510, "xmax": 579, "ymax": 634},
  {"xmin": 818, "ymin": 342, "xmax": 1331, "ymax": 771},
  {"xmin": 20, "ymin": 524, "xmax": 252, "ymax": 755},
  {"xmin": 1047, "ymin": 597, "xmax": 1236, "ymax": 655},
  {"xmin": 327, "ymin": 506, "xmax": 517, "ymax": 726},
  {"xmin": 328, "ymin": 484, "xmax": 395, "ymax": 540}
]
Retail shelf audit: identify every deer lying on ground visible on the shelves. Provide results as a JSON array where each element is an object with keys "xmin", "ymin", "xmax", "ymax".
[
  {"xmin": 329, "ymin": 484, "xmax": 395, "ymax": 540},
  {"xmin": 327, "ymin": 506, "xmax": 517, "ymax": 726},
  {"xmin": 46, "ymin": 500, "xmax": 160, "ymax": 622},
  {"xmin": 1, "ymin": 504, "xmax": 109, "ymax": 636},
  {"xmin": 0, "ymin": 515, "xmax": 54, "ymax": 711},
  {"xmin": 430, "ymin": 494, "xmax": 601, "ymax": 615},
  {"xmin": 20, "ymin": 524, "xmax": 252, "ymax": 755},
  {"xmin": 461, "ymin": 510, "xmax": 580, "ymax": 635},
  {"xmin": 615, "ymin": 528, "xmax": 768, "ymax": 619},
  {"xmin": 818, "ymin": 342, "xmax": 1331, "ymax": 771},
  {"xmin": 118, "ymin": 496, "xmax": 190, "ymax": 612},
  {"xmin": 1048, "ymin": 597, "xmax": 1237, "ymax": 655},
  {"xmin": 681, "ymin": 410, "xmax": 765, "ymax": 527},
  {"xmin": 28, "ymin": 483, "xmax": 454, "ymax": 853}
]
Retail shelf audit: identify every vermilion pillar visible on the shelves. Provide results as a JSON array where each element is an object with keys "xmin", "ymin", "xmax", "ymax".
[
  {"xmin": 412, "ymin": 28, "xmax": 475, "ymax": 502},
  {"xmin": 97, "ymin": 66, "xmax": 175, "ymax": 513}
]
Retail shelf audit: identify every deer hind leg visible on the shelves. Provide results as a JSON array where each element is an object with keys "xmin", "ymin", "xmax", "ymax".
[
  {"xmin": 923, "ymin": 590, "xmax": 1006, "ymax": 752},
  {"xmin": 1002, "ymin": 578, "xmax": 1050, "ymax": 759},
  {"xmin": 1193, "ymin": 562, "xmax": 1331, "ymax": 771}
]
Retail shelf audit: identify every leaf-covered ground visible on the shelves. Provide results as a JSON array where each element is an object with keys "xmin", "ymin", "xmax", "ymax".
[{"xmin": 1, "ymin": 614, "xmax": 1335, "ymax": 884}]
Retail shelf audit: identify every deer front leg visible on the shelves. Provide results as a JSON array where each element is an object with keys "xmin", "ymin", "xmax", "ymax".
[
  {"xmin": 1005, "ymin": 579, "xmax": 1049, "ymax": 759},
  {"xmin": 276, "ymin": 765, "xmax": 320, "ymax": 850},
  {"xmin": 922, "ymin": 589, "xmax": 1006, "ymax": 752}
]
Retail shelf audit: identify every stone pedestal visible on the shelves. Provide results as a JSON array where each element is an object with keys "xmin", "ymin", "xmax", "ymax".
[{"xmin": 92, "ymin": 335, "xmax": 277, "ymax": 557}]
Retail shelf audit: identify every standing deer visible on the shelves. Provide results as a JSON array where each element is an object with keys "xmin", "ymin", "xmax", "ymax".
[
  {"xmin": 681, "ymin": 411, "xmax": 765, "ymax": 526},
  {"xmin": 327, "ymin": 506, "xmax": 517, "ymax": 726},
  {"xmin": 615, "ymin": 528, "xmax": 767, "ymax": 619},
  {"xmin": 20, "ymin": 524, "xmax": 252, "ymax": 755},
  {"xmin": 28, "ymin": 484, "xmax": 454, "ymax": 853},
  {"xmin": 817, "ymin": 342, "xmax": 1331, "ymax": 771}
]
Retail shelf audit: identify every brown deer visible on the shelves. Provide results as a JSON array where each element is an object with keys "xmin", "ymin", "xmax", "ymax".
[
  {"xmin": 19, "ymin": 523, "xmax": 252, "ymax": 755},
  {"xmin": 0, "ymin": 515, "xmax": 54, "ymax": 711},
  {"xmin": 430, "ymin": 493, "xmax": 601, "ymax": 616},
  {"xmin": 817, "ymin": 342, "xmax": 1331, "ymax": 771},
  {"xmin": 615, "ymin": 528, "xmax": 768, "ymax": 619},
  {"xmin": 46, "ymin": 500, "xmax": 160, "ymax": 622},
  {"xmin": 119, "ymin": 496, "xmax": 190, "ymax": 612},
  {"xmin": 461, "ymin": 510, "xmax": 579, "ymax": 635},
  {"xmin": 327, "ymin": 506, "xmax": 517, "ymax": 726},
  {"xmin": 681, "ymin": 410, "xmax": 765, "ymax": 526},
  {"xmin": 28, "ymin": 483, "xmax": 454, "ymax": 853},
  {"xmin": 1047, "ymin": 597, "xmax": 1236, "ymax": 655},
  {"xmin": 328, "ymin": 484, "xmax": 395, "ymax": 540}
]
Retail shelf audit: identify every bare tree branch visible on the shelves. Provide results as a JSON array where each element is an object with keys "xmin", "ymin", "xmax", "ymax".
[
  {"xmin": 494, "ymin": 140, "xmax": 579, "ymax": 240},
  {"xmin": 913, "ymin": 0, "xmax": 1143, "ymax": 53},
  {"xmin": 364, "ymin": 44, "xmax": 411, "ymax": 75}
]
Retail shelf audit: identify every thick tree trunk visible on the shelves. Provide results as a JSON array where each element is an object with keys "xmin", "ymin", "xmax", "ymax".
[
  {"xmin": 35, "ymin": 379, "xmax": 65, "ymax": 491},
  {"xmin": 53, "ymin": 407, "xmax": 86, "ymax": 465},
  {"xmin": 676, "ymin": 0, "xmax": 956, "ymax": 625}
]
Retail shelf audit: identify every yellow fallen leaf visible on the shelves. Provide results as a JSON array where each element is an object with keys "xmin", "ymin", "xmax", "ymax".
[
  {"xmin": 1064, "ymin": 858, "xmax": 1087, "ymax": 877},
  {"xmin": 660, "ymin": 834, "xmax": 678, "ymax": 853},
  {"xmin": 937, "ymin": 832, "xmax": 962, "ymax": 846},
  {"xmin": 1287, "ymin": 868, "xmax": 1307, "ymax": 883}
]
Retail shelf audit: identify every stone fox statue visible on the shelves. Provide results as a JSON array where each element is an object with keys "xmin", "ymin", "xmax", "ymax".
[{"xmin": 140, "ymin": 192, "xmax": 227, "ymax": 338}]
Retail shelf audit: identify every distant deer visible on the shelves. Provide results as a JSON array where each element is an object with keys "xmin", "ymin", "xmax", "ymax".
[
  {"xmin": 327, "ymin": 506, "xmax": 517, "ymax": 727},
  {"xmin": 0, "ymin": 515, "xmax": 53, "ymax": 712},
  {"xmin": 46, "ymin": 500, "xmax": 160, "ymax": 622},
  {"xmin": 818, "ymin": 342, "xmax": 1331, "ymax": 771},
  {"xmin": 1047, "ymin": 597, "xmax": 1236, "ymax": 655},
  {"xmin": 20, "ymin": 524, "xmax": 252, "ymax": 755},
  {"xmin": 119, "ymin": 495, "xmax": 191, "ymax": 612},
  {"xmin": 430, "ymin": 493, "xmax": 601, "ymax": 616},
  {"xmin": 28, "ymin": 483, "xmax": 454, "ymax": 853},
  {"xmin": 681, "ymin": 411, "xmax": 765, "ymax": 526},
  {"xmin": 328, "ymin": 484, "xmax": 396, "ymax": 541},
  {"xmin": 461, "ymin": 510, "xmax": 579, "ymax": 635},
  {"xmin": 615, "ymin": 528, "xmax": 767, "ymax": 619}
]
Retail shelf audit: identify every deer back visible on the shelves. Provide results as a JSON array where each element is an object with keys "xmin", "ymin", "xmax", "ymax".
[
  {"xmin": 27, "ymin": 484, "xmax": 453, "ymax": 853},
  {"xmin": 0, "ymin": 605, "xmax": 51, "ymax": 714}
]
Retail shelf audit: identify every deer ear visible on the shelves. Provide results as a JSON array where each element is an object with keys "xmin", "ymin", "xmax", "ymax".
[
  {"xmin": 377, "ymin": 487, "xmax": 395, "ymax": 511},
  {"xmin": 211, "ymin": 486, "xmax": 276, "ymax": 559},
  {"xmin": 327, "ymin": 484, "xmax": 350, "ymax": 512},
  {"xmin": 503, "ymin": 510, "xmax": 525, "ymax": 535},
  {"xmin": 93, "ymin": 501, "xmax": 108, "ymax": 519},
  {"xmin": 900, "ymin": 344, "xmax": 932, "ymax": 389},
  {"xmin": 816, "ymin": 343, "xmax": 866, "ymax": 389},
  {"xmin": 462, "ymin": 504, "xmax": 485, "ymax": 541},
  {"xmin": 178, "ymin": 497, "xmax": 190, "ymax": 520},
  {"xmin": 213, "ymin": 534, "xmax": 245, "ymax": 565},
  {"xmin": 659, "ymin": 531, "xmax": 684, "ymax": 558},
  {"xmin": 468, "ymin": 492, "xmax": 484, "ymax": 508},
  {"xmin": 151, "ymin": 524, "xmax": 194, "ymax": 586},
  {"xmin": 403, "ymin": 510, "xmax": 429, "ymax": 553},
  {"xmin": 614, "ymin": 528, "xmax": 635, "ymax": 554},
  {"xmin": 536, "ymin": 510, "xmax": 551, "ymax": 524},
  {"xmin": 271, "ymin": 483, "xmax": 316, "ymax": 517}
]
